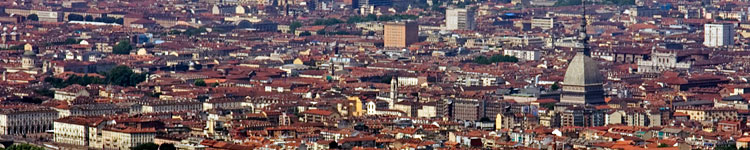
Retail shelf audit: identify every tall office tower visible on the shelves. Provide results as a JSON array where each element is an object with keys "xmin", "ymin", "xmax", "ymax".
[
  {"xmin": 704, "ymin": 23, "xmax": 734, "ymax": 47},
  {"xmin": 446, "ymin": 7, "xmax": 475, "ymax": 30},
  {"xmin": 384, "ymin": 21, "xmax": 419, "ymax": 48}
]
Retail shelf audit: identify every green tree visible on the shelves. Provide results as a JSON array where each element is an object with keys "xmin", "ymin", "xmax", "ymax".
[
  {"xmin": 35, "ymin": 88, "xmax": 55, "ymax": 97},
  {"xmin": 113, "ymin": 40, "xmax": 133, "ymax": 54},
  {"xmin": 159, "ymin": 143, "xmax": 176, "ymax": 150},
  {"xmin": 328, "ymin": 141, "xmax": 340, "ymax": 149},
  {"xmin": 313, "ymin": 18, "xmax": 343, "ymax": 26},
  {"xmin": 347, "ymin": 16, "xmax": 364, "ymax": 23},
  {"xmin": 5, "ymin": 143, "xmax": 45, "ymax": 150},
  {"xmin": 366, "ymin": 14, "xmax": 378, "ymax": 21},
  {"xmin": 299, "ymin": 31, "xmax": 312, "ymax": 36},
  {"xmin": 64, "ymin": 38, "xmax": 78, "ymax": 44},
  {"xmin": 473, "ymin": 54, "xmax": 518, "ymax": 64},
  {"xmin": 115, "ymin": 18, "xmax": 124, "ymax": 24},
  {"xmin": 473, "ymin": 55, "xmax": 491, "ymax": 64},
  {"xmin": 194, "ymin": 79, "xmax": 207, "ymax": 87},
  {"xmin": 657, "ymin": 143, "xmax": 669, "ymax": 147},
  {"xmin": 550, "ymin": 82, "xmax": 560, "ymax": 91},
  {"xmin": 716, "ymin": 144, "xmax": 737, "ymax": 150},
  {"xmin": 554, "ymin": 0, "xmax": 581, "ymax": 6},
  {"xmin": 289, "ymin": 21, "xmax": 302, "ymax": 33},
  {"xmin": 316, "ymin": 29, "xmax": 326, "ymax": 35},
  {"xmin": 183, "ymin": 27, "xmax": 207, "ymax": 36},
  {"xmin": 379, "ymin": 76, "xmax": 392, "ymax": 83},
  {"xmin": 84, "ymin": 15, "xmax": 94, "ymax": 21},
  {"xmin": 605, "ymin": 0, "xmax": 634, "ymax": 5},
  {"xmin": 131, "ymin": 143, "xmax": 159, "ymax": 150},
  {"xmin": 27, "ymin": 14, "xmax": 38, "ymax": 21},
  {"xmin": 68, "ymin": 14, "xmax": 84, "ymax": 21},
  {"xmin": 540, "ymin": 103, "xmax": 555, "ymax": 110},
  {"xmin": 102, "ymin": 65, "xmax": 146, "ymax": 87}
]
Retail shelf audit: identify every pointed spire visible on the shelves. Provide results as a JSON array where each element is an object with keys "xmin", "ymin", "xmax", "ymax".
[{"xmin": 579, "ymin": 0, "xmax": 590, "ymax": 56}]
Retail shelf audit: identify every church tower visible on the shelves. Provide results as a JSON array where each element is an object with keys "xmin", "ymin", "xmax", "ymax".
[
  {"xmin": 388, "ymin": 76, "xmax": 398, "ymax": 108},
  {"xmin": 560, "ymin": 1, "xmax": 605, "ymax": 105},
  {"xmin": 21, "ymin": 43, "xmax": 35, "ymax": 69}
]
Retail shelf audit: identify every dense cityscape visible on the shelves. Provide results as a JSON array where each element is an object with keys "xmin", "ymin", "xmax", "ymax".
[{"xmin": 0, "ymin": 0, "xmax": 749, "ymax": 149}]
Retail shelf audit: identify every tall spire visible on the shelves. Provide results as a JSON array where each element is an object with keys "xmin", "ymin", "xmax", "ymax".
[{"xmin": 579, "ymin": 0, "xmax": 590, "ymax": 56}]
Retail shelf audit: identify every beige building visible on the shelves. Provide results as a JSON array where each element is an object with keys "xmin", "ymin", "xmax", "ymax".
[
  {"xmin": 675, "ymin": 107, "xmax": 737, "ymax": 122},
  {"xmin": 141, "ymin": 100, "xmax": 202, "ymax": 113},
  {"xmin": 53, "ymin": 116, "xmax": 108, "ymax": 147},
  {"xmin": 417, "ymin": 104, "xmax": 436, "ymax": 118},
  {"xmin": 203, "ymin": 98, "xmax": 246, "ymax": 111},
  {"xmin": 54, "ymin": 84, "xmax": 91, "ymax": 101},
  {"xmin": 531, "ymin": 17, "xmax": 554, "ymax": 30},
  {"xmin": 102, "ymin": 127, "xmax": 157, "ymax": 150},
  {"xmin": 384, "ymin": 21, "xmax": 419, "ymax": 48},
  {"xmin": 0, "ymin": 106, "xmax": 58, "ymax": 135}
]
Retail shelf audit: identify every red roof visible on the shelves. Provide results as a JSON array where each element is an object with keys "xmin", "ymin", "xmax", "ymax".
[{"xmin": 302, "ymin": 109, "xmax": 334, "ymax": 116}]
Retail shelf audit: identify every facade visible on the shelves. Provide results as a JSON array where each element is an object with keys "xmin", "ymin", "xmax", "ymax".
[
  {"xmin": 0, "ymin": 106, "xmax": 58, "ymax": 135},
  {"xmin": 53, "ymin": 117, "xmax": 107, "ymax": 147},
  {"xmin": 203, "ymin": 98, "xmax": 246, "ymax": 111},
  {"xmin": 452, "ymin": 98, "xmax": 481, "ymax": 121},
  {"xmin": 703, "ymin": 23, "xmax": 734, "ymax": 47},
  {"xmin": 141, "ymin": 100, "xmax": 203, "ymax": 113},
  {"xmin": 54, "ymin": 84, "xmax": 91, "ymax": 101},
  {"xmin": 503, "ymin": 49, "xmax": 541, "ymax": 61},
  {"xmin": 53, "ymin": 103, "xmax": 129, "ymax": 118},
  {"xmin": 606, "ymin": 109, "xmax": 662, "ymax": 127},
  {"xmin": 531, "ymin": 17, "xmax": 554, "ymax": 30},
  {"xmin": 301, "ymin": 109, "xmax": 340, "ymax": 125},
  {"xmin": 675, "ymin": 107, "xmax": 738, "ymax": 122},
  {"xmin": 558, "ymin": 106, "xmax": 605, "ymax": 127},
  {"xmin": 446, "ymin": 8, "xmax": 475, "ymax": 30},
  {"xmin": 211, "ymin": 5, "xmax": 246, "ymax": 15},
  {"xmin": 102, "ymin": 127, "xmax": 157, "ymax": 150},
  {"xmin": 384, "ymin": 21, "xmax": 419, "ymax": 48},
  {"xmin": 636, "ymin": 50, "xmax": 692, "ymax": 73}
]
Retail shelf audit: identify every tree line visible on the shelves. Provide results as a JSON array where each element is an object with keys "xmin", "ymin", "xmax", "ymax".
[
  {"xmin": 45, "ymin": 65, "xmax": 147, "ymax": 88},
  {"xmin": 472, "ymin": 54, "xmax": 519, "ymax": 64}
]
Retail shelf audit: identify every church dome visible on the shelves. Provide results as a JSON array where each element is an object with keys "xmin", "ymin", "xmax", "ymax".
[
  {"xmin": 563, "ymin": 53, "xmax": 603, "ymax": 86},
  {"xmin": 23, "ymin": 49, "xmax": 35, "ymax": 56}
]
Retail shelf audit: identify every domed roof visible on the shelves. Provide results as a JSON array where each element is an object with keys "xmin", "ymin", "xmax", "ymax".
[
  {"xmin": 563, "ymin": 53, "xmax": 603, "ymax": 86},
  {"xmin": 23, "ymin": 49, "xmax": 35, "ymax": 56}
]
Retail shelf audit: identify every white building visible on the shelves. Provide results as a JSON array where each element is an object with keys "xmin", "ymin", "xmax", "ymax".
[
  {"xmin": 446, "ymin": 8, "xmax": 475, "ymax": 30},
  {"xmin": 53, "ymin": 116, "xmax": 108, "ymax": 147},
  {"xmin": 102, "ymin": 127, "xmax": 157, "ymax": 150},
  {"xmin": 417, "ymin": 105, "xmax": 437, "ymax": 118},
  {"xmin": 504, "ymin": 49, "xmax": 541, "ymax": 61},
  {"xmin": 531, "ymin": 17, "xmax": 554, "ymax": 30},
  {"xmin": 54, "ymin": 84, "xmax": 90, "ymax": 101},
  {"xmin": 397, "ymin": 76, "xmax": 426, "ymax": 86},
  {"xmin": 141, "ymin": 100, "xmax": 202, "ymax": 113},
  {"xmin": 203, "ymin": 98, "xmax": 247, "ymax": 111},
  {"xmin": 704, "ymin": 23, "xmax": 734, "ymax": 47},
  {"xmin": 53, "ymin": 103, "xmax": 127, "ymax": 118},
  {"xmin": 0, "ymin": 106, "xmax": 58, "ymax": 135},
  {"xmin": 636, "ymin": 50, "xmax": 692, "ymax": 73},
  {"xmin": 458, "ymin": 76, "xmax": 503, "ymax": 87}
]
